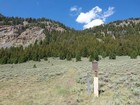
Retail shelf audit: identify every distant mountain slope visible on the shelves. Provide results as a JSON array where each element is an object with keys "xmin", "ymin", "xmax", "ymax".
[
  {"xmin": 84, "ymin": 18, "xmax": 140, "ymax": 38},
  {"xmin": 0, "ymin": 13, "xmax": 140, "ymax": 48},
  {"xmin": 0, "ymin": 14, "xmax": 70, "ymax": 48},
  {"xmin": 0, "ymin": 13, "xmax": 4, "ymax": 17}
]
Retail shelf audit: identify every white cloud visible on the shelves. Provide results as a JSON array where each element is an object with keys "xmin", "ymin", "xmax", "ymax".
[
  {"xmin": 75, "ymin": 6, "xmax": 115, "ymax": 29},
  {"xmin": 70, "ymin": 6, "xmax": 82, "ymax": 16},
  {"xmin": 83, "ymin": 19, "xmax": 104, "ymax": 29},
  {"xmin": 102, "ymin": 7, "xmax": 115, "ymax": 21},
  {"xmin": 70, "ymin": 6, "xmax": 78, "ymax": 12},
  {"xmin": 76, "ymin": 6, "xmax": 102, "ymax": 24}
]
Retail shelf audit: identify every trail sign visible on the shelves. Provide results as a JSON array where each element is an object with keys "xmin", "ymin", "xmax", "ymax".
[{"xmin": 92, "ymin": 60, "xmax": 98, "ymax": 77}]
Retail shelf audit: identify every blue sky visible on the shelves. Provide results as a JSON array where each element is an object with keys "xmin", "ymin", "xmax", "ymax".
[{"xmin": 0, "ymin": 0, "xmax": 140, "ymax": 30}]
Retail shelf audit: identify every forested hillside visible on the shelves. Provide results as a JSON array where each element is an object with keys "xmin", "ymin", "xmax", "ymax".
[
  {"xmin": 0, "ymin": 14, "xmax": 140, "ymax": 64},
  {"xmin": 84, "ymin": 18, "xmax": 140, "ymax": 38}
]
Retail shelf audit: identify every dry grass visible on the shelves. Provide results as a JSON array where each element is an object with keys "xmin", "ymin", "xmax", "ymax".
[{"xmin": 0, "ymin": 56, "xmax": 140, "ymax": 105}]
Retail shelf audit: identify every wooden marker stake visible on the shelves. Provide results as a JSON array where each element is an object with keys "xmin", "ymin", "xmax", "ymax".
[{"xmin": 92, "ymin": 60, "xmax": 99, "ymax": 97}]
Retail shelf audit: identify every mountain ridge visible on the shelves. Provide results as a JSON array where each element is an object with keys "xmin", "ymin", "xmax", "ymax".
[
  {"xmin": 0, "ymin": 13, "xmax": 140, "ymax": 48},
  {"xmin": 0, "ymin": 14, "xmax": 72, "ymax": 48},
  {"xmin": 84, "ymin": 18, "xmax": 140, "ymax": 38}
]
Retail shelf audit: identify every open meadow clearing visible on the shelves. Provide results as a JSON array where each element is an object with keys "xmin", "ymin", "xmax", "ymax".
[{"xmin": 0, "ymin": 56, "xmax": 140, "ymax": 105}]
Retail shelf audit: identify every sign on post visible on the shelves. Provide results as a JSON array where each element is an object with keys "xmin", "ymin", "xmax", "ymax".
[
  {"xmin": 92, "ymin": 60, "xmax": 98, "ymax": 77},
  {"xmin": 92, "ymin": 60, "xmax": 99, "ymax": 97}
]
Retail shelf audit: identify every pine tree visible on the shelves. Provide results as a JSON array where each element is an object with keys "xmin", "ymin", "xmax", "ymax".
[
  {"xmin": 76, "ymin": 53, "xmax": 81, "ymax": 62},
  {"xmin": 130, "ymin": 51, "xmax": 138, "ymax": 59},
  {"xmin": 109, "ymin": 53, "xmax": 116, "ymax": 59},
  {"xmin": 66, "ymin": 53, "xmax": 72, "ymax": 61},
  {"xmin": 59, "ymin": 52, "xmax": 66, "ymax": 60},
  {"xmin": 81, "ymin": 47, "xmax": 88, "ymax": 57},
  {"xmin": 44, "ymin": 57, "xmax": 48, "ymax": 61},
  {"xmin": 101, "ymin": 51, "xmax": 107, "ymax": 58},
  {"xmin": 89, "ymin": 51, "xmax": 99, "ymax": 62}
]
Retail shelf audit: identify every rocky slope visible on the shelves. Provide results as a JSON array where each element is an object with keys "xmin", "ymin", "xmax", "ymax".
[
  {"xmin": 0, "ymin": 15, "xmax": 68, "ymax": 48},
  {"xmin": 0, "ymin": 24, "xmax": 46, "ymax": 48}
]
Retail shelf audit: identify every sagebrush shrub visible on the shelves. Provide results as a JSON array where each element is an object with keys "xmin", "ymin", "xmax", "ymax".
[{"xmin": 33, "ymin": 64, "xmax": 37, "ymax": 68}]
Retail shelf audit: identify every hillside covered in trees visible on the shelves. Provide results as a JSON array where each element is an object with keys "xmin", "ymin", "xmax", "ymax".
[{"xmin": 0, "ymin": 14, "xmax": 140, "ymax": 64}]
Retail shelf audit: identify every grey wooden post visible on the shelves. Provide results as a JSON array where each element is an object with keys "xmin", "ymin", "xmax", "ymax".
[{"xmin": 92, "ymin": 60, "xmax": 99, "ymax": 97}]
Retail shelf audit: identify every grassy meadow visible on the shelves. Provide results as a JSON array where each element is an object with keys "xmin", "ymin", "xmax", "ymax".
[{"xmin": 0, "ymin": 56, "xmax": 140, "ymax": 105}]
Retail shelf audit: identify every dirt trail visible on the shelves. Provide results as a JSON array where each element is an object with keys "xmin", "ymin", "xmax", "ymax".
[
  {"xmin": 36, "ymin": 67, "xmax": 93, "ymax": 105},
  {"xmin": 45, "ymin": 67, "xmax": 80, "ymax": 105}
]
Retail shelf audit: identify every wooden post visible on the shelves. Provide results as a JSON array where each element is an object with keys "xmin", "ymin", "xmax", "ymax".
[{"xmin": 92, "ymin": 60, "xmax": 99, "ymax": 97}]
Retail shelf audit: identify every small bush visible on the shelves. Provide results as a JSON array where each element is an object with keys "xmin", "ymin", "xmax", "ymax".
[{"xmin": 33, "ymin": 64, "xmax": 37, "ymax": 68}]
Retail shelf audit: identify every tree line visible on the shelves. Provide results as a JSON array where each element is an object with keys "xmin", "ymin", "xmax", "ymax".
[{"xmin": 0, "ymin": 30, "xmax": 140, "ymax": 64}]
